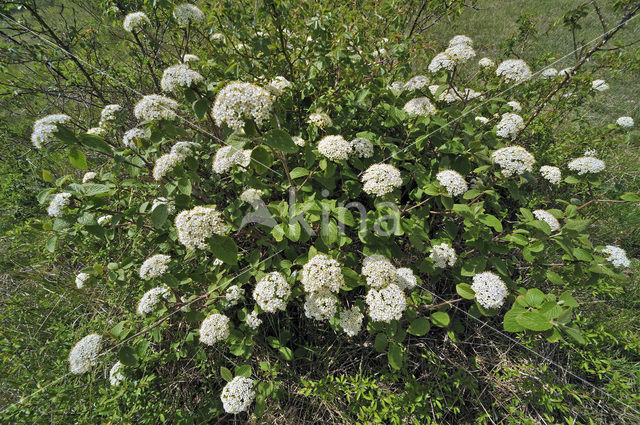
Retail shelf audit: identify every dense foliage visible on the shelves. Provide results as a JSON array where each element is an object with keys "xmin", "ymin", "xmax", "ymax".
[{"xmin": 1, "ymin": 1, "xmax": 640, "ymax": 423}]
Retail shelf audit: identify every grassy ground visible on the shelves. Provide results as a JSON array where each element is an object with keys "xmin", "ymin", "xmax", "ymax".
[{"xmin": 1, "ymin": 1, "xmax": 639, "ymax": 423}]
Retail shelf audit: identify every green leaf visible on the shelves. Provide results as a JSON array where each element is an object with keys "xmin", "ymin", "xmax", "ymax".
[
  {"xmin": 177, "ymin": 178, "xmax": 192, "ymax": 196},
  {"xmin": 220, "ymin": 366, "xmax": 233, "ymax": 382},
  {"xmin": 516, "ymin": 311, "xmax": 553, "ymax": 331},
  {"xmin": 79, "ymin": 134, "xmax": 113, "ymax": 155},
  {"xmin": 193, "ymin": 98, "xmax": 209, "ymax": 119},
  {"xmin": 289, "ymin": 167, "xmax": 309, "ymax": 179},
  {"xmin": 572, "ymin": 247, "xmax": 592, "ymax": 262},
  {"xmin": 151, "ymin": 203, "xmax": 168, "ymax": 228},
  {"xmin": 407, "ymin": 317, "xmax": 430, "ymax": 336},
  {"xmin": 546, "ymin": 270, "xmax": 565, "ymax": 285},
  {"xmin": 45, "ymin": 235, "xmax": 57, "ymax": 253},
  {"xmin": 118, "ymin": 346, "xmax": 138, "ymax": 367},
  {"xmin": 559, "ymin": 291, "xmax": 579, "ymax": 307},
  {"xmin": 620, "ymin": 192, "xmax": 640, "ymax": 202},
  {"xmin": 503, "ymin": 308, "xmax": 525, "ymax": 332},
  {"xmin": 388, "ymin": 343, "xmax": 403, "ymax": 370},
  {"xmin": 562, "ymin": 325, "xmax": 585, "ymax": 344},
  {"xmin": 525, "ymin": 288, "xmax": 545, "ymax": 307},
  {"xmin": 478, "ymin": 214, "xmax": 503, "ymax": 232},
  {"xmin": 251, "ymin": 146, "xmax": 274, "ymax": 175},
  {"xmin": 279, "ymin": 347, "xmax": 293, "ymax": 361},
  {"xmin": 209, "ymin": 234, "xmax": 238, "ymax": 265},
  {"xmin": 42, "ymin": 169, "xmax": 55, "ymax": 183},
  {"xmin": 456, "ymin": 283, "xmax": 475, "ymax": 300},
  {"xmin": 110, "ymin": 321, "xmax": 127, "ymax": 338},
  {"xmin": 235, "ymin": 364, "xmax": 252, "ymax": 378},
  {"xmin": 374, "ymin": 333, "xmax": 388, "ymax": 353},
  {"xmin": 262, "ymin": 129, "xmax": 298, "ymax": 153},
  {"xmin": 69, "ymin": 148, "xmax": 87, "ymax": 170},
  {"xmin": 430, "ymin": 311, "xmax": 450, "ymax": 327}
]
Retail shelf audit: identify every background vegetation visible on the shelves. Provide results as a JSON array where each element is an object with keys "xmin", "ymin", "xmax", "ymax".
[{"xmin": 1, "ymin": 0, "xmax": 639, "ymax": 423}]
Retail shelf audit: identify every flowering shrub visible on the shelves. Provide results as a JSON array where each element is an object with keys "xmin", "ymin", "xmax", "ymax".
[{"xmin": 23, "ymin": 1, "xmax": 639, "ymax": 421}]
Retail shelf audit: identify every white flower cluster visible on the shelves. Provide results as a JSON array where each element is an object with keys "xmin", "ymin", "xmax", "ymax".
[
  {"xmin": 339, "ymin": 306, "xmax": 364, "ymax": 337},
  {"xmin": 387, "ymin": 81, "xmax": 406, "ymax": 91},
  {"xmin": 173, "ymin": 3, "xmax": 205, "ymax": 26},
  {"xmin": 175, "ymin": 206, "xmax": 229, "ymax": 250},
  {"xmin": 87, "ymin": 127, "xmax": 106, "ymax": 136},
  {"xmin": 221, "ymin": 376, "xmax": 256, "ymax": 414},
  {"xmin": 211, "ymin": 82, "xmax": 273, "ymax": 131},
  {"xmin": 183, "ymin": 54, "xmax": 199, "ymax": 63},
  {"xmin": 123, "ymin": 12, "xmax": 150, "ymax": 32},
  {"xmin": 307, "ymin": 113, "xmax": 333, "ymax": 128},
  {"xmin": 541, "ymin": 68, "xmax": 558, "ymax": 79},
  {"xmin": 362, "ymin": 255, "xmax": 412, "ymax": 323},
  {"xmin": 170, "ymin": 141, "xmax": 200, "ymax": 156},
  {"xmin": 449, "ymin": 35, "xmax": 473, "ymax": 47},
  {"xmin": 540, "ymin": 165, "xmax": 561, "ymax": 184},
  {"xmin": 152, "ymin": 152, "xmax": 185, "ymax": 181},
  {"xmin": 304, "ymin": 290, "xmax": 339, "ymax": 321},
  {"xmin": 507, "ymin": 101, "xmax": 522, "ymax": 112},
  {"xmin": 99, "ymin": 104, "xmax": 121, "ymax": 128},
  {"xmin": 361, "ymin": 163, "xmax": 402, "ymax": 196},
  {"xmin": 496, "ymin": 59, "xmax": 533, "ymax": 84},
  {"xmin": 97, "ymin": 215, "xmax": 112, "ymax": 226},
  {"xmin": 82, "ymin": 172, "xmax": 97, "ymax": 183},
  {"xmin": 478, "ymin": 57, "xmax": 495, "ymax": 68},
  {"xmin": 134, "ymin": 94, "xmax": 179, "ymax": 122},
  {"xmin": 602, "ymin": 245, "xmax": 631, "ymax": 268},
  {"xmin": 428, "ymin": 52, "xmax": 455, "ymax": 73},
  {"xmin": 68, "ymin": 334, "xmax": 102, "ymax": 374},
  {"xmin": 240, "ymin": 188, "xmax": 264, "ymax": 203},
  {"xmin": 47, "ymin": 192, "xmax": 72, "ymax": 217},
  {"xmin": 444, "ymin": 43, "xmax": 476, "ymax": 64},
  {"xmin": 139, "ymin": 254, "xmax": 171, "ymax": 280},
  {"xmin": 253, "ymin": 272, "xmax": 291, "ymax": 312},
  {"xmin": 403, "ymin": 97, "xmax": 436, "ymax": 116},
  {"xmin": 365, "ymin": 283, "xmax": 407, "ymax": 323},
  {"xmin": 75, "ymin": 272, "xmax": 90, "ymax": 289},
  {"xmin": 246, "ymin": 311, "xmax": 262, "ymax": 329},
  {"xmin": 436, "ymin": 169, "xmax": 468, "ymax": 196},
  {"xmin": 317, "ymin": 135, "xmax": 352, "ymax": 161},
  {"xmin": 403, "ymin": 75, "xmax": 430, "ymax": 91},
  {"xmin": 109, "ymin": 361, "xmax": 125, "ymax": 386},
  {"xmin": 137, "ymin": 285, "xmax": 171, "ymax": 315},
  {"xmin": 212, "ymin": 145, "xmax": 251, "ymax": 173},
  {"xmin": 592, "ymin": 79, "xmax": 609, "ymax": 91},
  {"xmin": 475, "ymin": 116, "xmax": 489, "ymax": 125},
  {"xmin": 199, "ymin": 313, "xmax": 230, "ymax": 345},
  {"xmin": 617, "ymin": 116, "xmax": 634, "ymax": 128},
  {"xmin": 471, "ymin": 272, "xmax": 508, "ymax": 309},
  {"xmin": 559, "ymin": 67, "xmax": 573, "ymax": 77},
  {"xmin": 160, "ymin": 64, "xmax": 204, "ymax": 93},
  {"xmin": 396, "ymin": 268, "xmax": 417, "ymax": 290},
  {"xmin": 301, "ymin": 254, "xmax": 344, "ymax": 293},
  {"xmin": 533, "ymin": 209, "xmax": 560, "ymax": 232},
  {"xmin": 225, "ymin": 285, "xmax": 245, "ymax": 306},
  {"xmin": 211, "ymin": 33, "xmax": 226, "ymax": 42},
  {"xmin": 496, "ymin": 113, "xmax": 525, "ymax": 140},
  {"xmin": 362, "ymin": 255, "xmax": 398, "ymax": 289},
  {"xmin": 122, "ymin": 128, "xmax": 147, "ymax": 148},
  {"xmin": 430, "ymin": 243, "xmax": 457, "ymax": 268},
  {"xmin": 31, "ymin": 114, "xmax": 71, "ymax": 148},
  {"xmin": 567, "ymin": 156, "xmax": 605, "ymax": 175},
  {"xmin": 293, "ymin": 136, "xmax": 306, "ymax": 147},
  {"xmin": 491, "ymin": 146, "xmax": 536, "ymax": 177},
  {"xmin": 350, "ymin": 137, "xmax": 374, "ymax": 158},
  {"xmin": 266, "ymin": 76, "xmax": 292, "ymax": 96}
]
